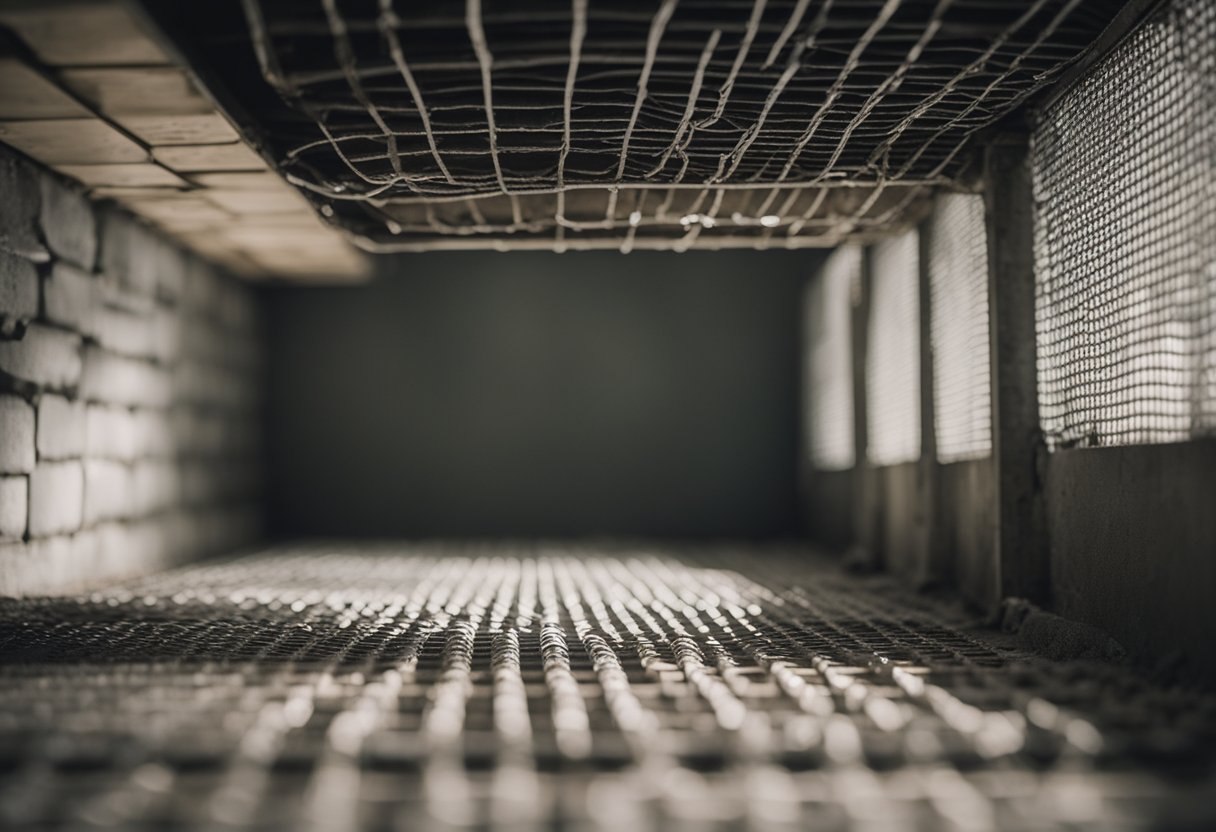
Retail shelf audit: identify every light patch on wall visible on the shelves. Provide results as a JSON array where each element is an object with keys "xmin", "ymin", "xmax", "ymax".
[
  {"xmin": 866, "ymin": 231, "xmax": 921, "ymax": 466},
  {"xmin": 930, "ymin": 194, "xmax": 992, "ymax": 463},
  {"xmin": 805, "ymin": 245, "xmax": 859, "ymax": 471}
]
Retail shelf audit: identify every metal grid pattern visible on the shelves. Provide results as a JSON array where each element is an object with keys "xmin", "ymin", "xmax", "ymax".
[
  {"xmin": 204, "ymin": 0, "xmax": 1128, "ymax": 251},
  {"xmin": 866, "ymin": 231, "xmax": 921, "ymax": 466},
  {"xmin": 1033, "ymin": 0, "xmax": 1216, "ymax": 450},
  {"xmin": 805, "ymin": 245, "xmax": 858, "ymax": 471},
  {"xmin": 929, "ymin": 193, "xmax": 991, "ymax": 463},
  {"xmin": 2, "ymin": 543, "xmax": 1215, "ymax": 831}
]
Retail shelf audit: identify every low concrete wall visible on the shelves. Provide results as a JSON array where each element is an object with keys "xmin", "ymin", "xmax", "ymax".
[
  {"xmin": 938, "ymin": 458, "xmax": 997, "ymax": 608},
  {"xmin": 870, "ymin": 462, "xmax": 925, "ymax": 581},
  {"xmin": 0, "ymin": 147, "xmax": 264, "ymax": 596},
  {"xmin": 1045, "ymin": 440, "xmax": 1216, "ymax": 683},
  {"xmin": 804, "ymin": 468, "xmax": 854, "ymax": 550}
]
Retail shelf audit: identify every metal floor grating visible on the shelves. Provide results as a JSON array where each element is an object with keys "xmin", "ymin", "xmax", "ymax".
[{"xmin": 0, "ymin": 543, "xmax": 1214, "ymax": 830}]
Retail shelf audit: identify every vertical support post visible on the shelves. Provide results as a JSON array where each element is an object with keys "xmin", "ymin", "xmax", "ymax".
[
  {"xmin": 984, "ymin": 134, "xmax": 1050, "ymax": 605},
  {"xmin": 796, "ymin": 280, "xmax": 813, "ymax": 535},
  {"xmin": 850, "ymin": 247, "xmax": 876, "ymax": 565},
  {"xmin": 916, "ymin": 219, "xmax": 941, "ymax": 586}
]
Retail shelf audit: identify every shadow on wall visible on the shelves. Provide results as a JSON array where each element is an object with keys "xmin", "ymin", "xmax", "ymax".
[{"xmin": 262, "ymin": 249, "xmax": 820, "ymax": 539}]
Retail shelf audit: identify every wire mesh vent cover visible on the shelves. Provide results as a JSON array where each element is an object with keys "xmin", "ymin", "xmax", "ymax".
[
  {"xmin": 145, "ymin": 0, "xmax": 1129, "ymax": 252},
  {"xmin": 1033, "ymin": 0, "xmax": 1216, "ymax": 450},
  {"xmin": 929, "ymin": 193, "xmax": 992, "ymax": 463},
  {"xmin": 805, "ymin": 245, "xmax": 858, "ymax": 471},
  {"xmin": 866, "ymin": 231, "xmax": 920, "ymax": 466},
  {"xmin": 1, "ymin": 543, "xmax": 1214, "ymax": 830}
]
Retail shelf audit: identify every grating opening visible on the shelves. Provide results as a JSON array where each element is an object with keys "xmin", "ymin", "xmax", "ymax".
[
  {"xmin": 929, "ymin": 193, "xmax": 992, "ymax": 463},
  {"xmin": 161, "ymin": 0, "xmax": 1136, "ymax": 251},
  {"xmin": 1033, "ymin": 0, "xmax": 1216, "ymax": 450},
  {"xmin": 866, "ymin": 230, "xmax": 920, "ymax": 466},
  {"xmin": 805, "ymin": 245, "xmax": 858, "ymax": 471},
  {"xmin": 1, "ymin": 544, "xmax": 1214, "ymax": 829}
]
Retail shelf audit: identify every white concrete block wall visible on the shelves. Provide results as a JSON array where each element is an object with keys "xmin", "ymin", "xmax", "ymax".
[{"xmin": 0, "ymin": 145, "xmax": 263, "ymax": 595}]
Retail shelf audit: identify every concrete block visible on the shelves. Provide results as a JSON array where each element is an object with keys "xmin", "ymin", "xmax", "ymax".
[
  {"xmin": 121, "ymin": 195, "xmax": 232, "ymax": 231},
  {"xmin": 130, "ymin": 409, "xmax": 173, "ymax": 457},
  {"xmin": 172, "ymin": 360, "xmax": 252, "ymax": 409},
  {"xmin": 214, "ymin": 277, "xmax": 259, "ymax": 333},
  {"xmin": 83, "ymin": 459, "xmax": 131, "ymax": 524},
  {"xmin": 152, "ymin": 142, "xmax": 266, "ymax": 173},
  {"xmin": 92, "ymin": 304, "xmax": 159, "ymax": 360},
  {"xmin": 98, "ymin": 212, "xmax": 187, "ymax": 304},
  {"xmin": 116, "ymin": 113, "xmax": 238, "ymax": 146},
  {"xmin": 27, "ymin": 460, "xmax": 83, "ymax": 537},
  {"xmin": 99, "ymin": 210, "xmax": 157, "ymax": 297},
  {"xmin": 132, "ymin": 460, "xmax": 179, "ymax": 514},
  {"xmin": 0, "ymin": 3, "xmax": 167, "ymax": 66},
  {"xmin": 152, "ymin": 307, "xmax": 182, "ymax": 364},
  {"xmin": 59, "ymin": 67, "xmax": 213, "ymax": 116},
  {"xmin": 0, "ymin": 475, "xmax": 27, "ymax": 541},
  {"xmin": 44, "ymin": 263, "xmax": 99, "ymax": 335},
  {"xmin": 36, "ymin": 394, "xmax": 86, "ymax": 460},
  {"xmin": 0, "ymin": 152, "xmax": 48, "ymax": 262},
  {"xmin": 39, "ymin": 174, "xmax": 97, "ymax": 269},
  {"xmin": 85, "ymin": 404, "xmax": 137, "ymax": 461},
  {"xmin": 55, "ymin": 163, "xmax": 187, "ymax": 189},
  {"xmin": 180, "ymin": 460, "xmax": 221, "ymax": 506},
  {"xmin": 97, "ymin": 277, "xmax": 155, "ymax": 316},
  {"xmin": 0, "ymin": 539, "xmax": 55, "ymax": 596},
  {"xmin": 181, "ymin": 318, "xmax": 224, "ymax": 367},
  {"xmin": 181, "ymin": 258, "xmax": 219, "ymax": 318},
  {"xmin": 153, "ymin": 239, "xmax": 187, "ymax": 303},
  {"xmin": 202, "ymin": 188, "xmax": 304, "ymax": 215},
  {"xmin": 0, "ymin": 396, "xmax": 35, "ymax": 474},
  {"xmin": 0, "ymin": 250, "xmax": 39, "ymax": 336},
  {"xmin": 79, "ymin": 346, "xmax": 171, "ymax": 408},
  {"xmin": 0, "ymin": 57, "xmax": 92, "ymax": 120},
  {"xmin": 0, "ymin": 324, "xmax": 83, "ymax": 390},
  {"xmin": 0, "ymin": 119, "xmax": 147, "ymax": 165}
]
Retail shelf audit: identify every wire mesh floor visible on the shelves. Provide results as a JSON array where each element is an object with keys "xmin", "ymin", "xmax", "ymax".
[{"xmin": 0, "ymin": 543, "xmax": 1213, "ymax": 831}]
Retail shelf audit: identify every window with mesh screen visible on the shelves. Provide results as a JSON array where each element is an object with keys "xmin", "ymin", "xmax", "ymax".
[
  {"xmin": 866, "ymin": 232, "xmax": 921, "ymax": 466},
  {"xmin": 1033, "ymin": 0, "xmax": 1216, "ymax": 450},
  {"xmin": 805, "ymin": 246, "xmax": 859, "ymax": 471},
  {"xmin": 929, "ymin": 194, "xmax": 992, "ymax": 462}
]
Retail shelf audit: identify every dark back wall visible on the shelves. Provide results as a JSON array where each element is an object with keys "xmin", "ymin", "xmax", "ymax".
[{"xmin": 263, "ymin": 249, "xmax": 818, "ymax": 539}]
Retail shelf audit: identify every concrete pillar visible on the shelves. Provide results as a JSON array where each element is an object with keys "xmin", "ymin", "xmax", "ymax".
[{"xmin": 983, "ymin": 134, "xmax": 1050, "ymax": 605}]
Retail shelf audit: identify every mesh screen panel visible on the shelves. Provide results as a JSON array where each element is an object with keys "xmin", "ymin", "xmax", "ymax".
[
  {"xmin": 929, "ymin": 193, "xmax": 992, "ymax": 463},
  {"xmin": 1034, "ymin": 0, "xmax": 1216, "ymax": 450},
  {"xmin": 866, "ymin": 232, "xmax": 921, "ymax": 466},
  {"xmin": 805, "ymin": 246, "xmax": 859, "ymax": 471}
]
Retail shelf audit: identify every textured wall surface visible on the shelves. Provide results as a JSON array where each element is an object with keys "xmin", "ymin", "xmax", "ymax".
[
  {"xmin": 264, "ymin": 250, "xmax": 813, "ymax": 539},
  {"xmin": 0, "ymin": 146, "xmax": 263, "ymax": 596},
  {"xmin": 1046, "ymin": 441, "xmax": 1216, "ymax": 682}
]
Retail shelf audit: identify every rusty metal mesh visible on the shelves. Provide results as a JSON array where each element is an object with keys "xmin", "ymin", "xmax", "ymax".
[
  {"xmin": 1033, "ymin": 0, "xmax": 1216, "ymax": 450},
  {"xmin": 2, "ymin": 543, "xmax": 1215, "ymax": 830},
  {"xmin": 219, "ymin": 0, "xmax": 1126, "ymax": 251}
]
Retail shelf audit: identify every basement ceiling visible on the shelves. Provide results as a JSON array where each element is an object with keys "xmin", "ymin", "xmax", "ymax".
[{"xmin": 141, "ymin": 0, "xmax": 1128, "ymax": 253}]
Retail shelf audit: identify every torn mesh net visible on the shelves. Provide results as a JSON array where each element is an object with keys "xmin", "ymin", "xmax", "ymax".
[{"xmin": 234, "ymin": 0, "xmax": 1124, "ymax": 251}]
